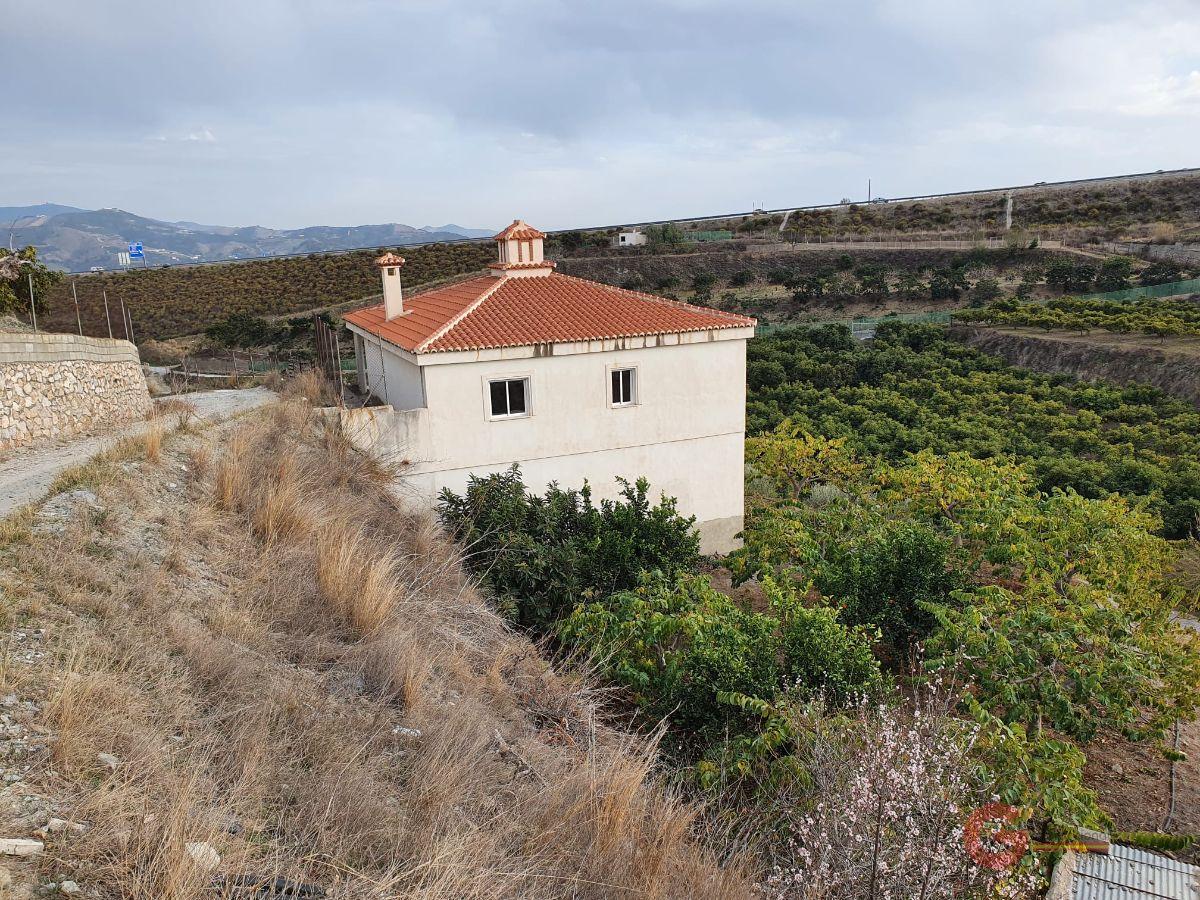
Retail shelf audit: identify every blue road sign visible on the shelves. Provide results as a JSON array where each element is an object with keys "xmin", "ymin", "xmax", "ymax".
[{"xmin": 128, "ymin": 242, "xmax": 144, "ymax": 259}]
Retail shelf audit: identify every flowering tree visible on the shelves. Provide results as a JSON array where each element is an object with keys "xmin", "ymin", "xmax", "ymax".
[
  {"xmin": 765, "ymin": 686, "xmax": 1041, "ymax": 900},
  {"xmin": 0, "ymin": 246, "xmax": 59, "ymax": 316}
]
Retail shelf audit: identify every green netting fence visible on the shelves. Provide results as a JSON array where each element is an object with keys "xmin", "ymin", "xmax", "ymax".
[
  {"xmin": 755, "ymin": 310, "xmax": 951, "ymax": 337},
  {"xmin": 1077, "ymin": 277, "xmax": 1200, "ymax": 303}
]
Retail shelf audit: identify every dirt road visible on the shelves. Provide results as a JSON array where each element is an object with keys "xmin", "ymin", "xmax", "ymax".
[{"xmin": 0, "ymin": 387, "xmax": 274, "ymax": 519}]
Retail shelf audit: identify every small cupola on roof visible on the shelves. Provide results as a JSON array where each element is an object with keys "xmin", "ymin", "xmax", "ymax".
[{"xmin": 490, "ymin": 219, "xmax": 556, "ymax": 278}]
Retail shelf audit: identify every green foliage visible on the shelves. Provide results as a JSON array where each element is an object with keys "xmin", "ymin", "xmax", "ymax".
[
  {"xmin": 746, "ymin": 323, "xmax": 1200, "ymax": 538},
  {"xmin": 560, "ymin": 573, "xmax": 781, "ymax": 737},
  {"xmin": 817, "ymin": 520, "xmax": 960, "ymax": 652},
  {"xmin": 205, "ymin": 312, "xmax": 283, "ymax": 348},
  {"xmin": 436, "ymin": 465, "xmax": 699, "ymax": 629},
  {"xmin": 1045, "ymin": 260, "xmax": 1096, "ymax": 293},
  {"xmin": 558, "ymin": 230, "xmax": 585, "ymax": 253},
  {"xmin": 1096, "ymin": 256, "xmax": 1134, "ymax": 291},
  {"xmin": 1114, "ymin": 831, "xmax": 1197, "ymax": 853},
  {"xmin": 645, "ymin": 222, "xmax": 685, "ymax": 246},
  {"xmin": 560, "ymin": 572, "xmax": 881, "ymax": 745},
  {"xmin": 0, "ymin": 246, "xmax": 61, "ymax": 316},
  {"xmin": 971, "ymin": 277, "xmax": 1002, "ymax": 304},
  {"xmin": 929, "ymin": 267, "xmax": 967, "ymax": 300},
  {"xmin": 1140, "ymin": 261, "xmax": 1185, "ymax": 286},
  {"xmin": 735, "ymin": 429, "xmax": 1200, "ymax": 830},
  {"xmin": 960, "ymin": 295, "xmax": 1200, "ymax": 341},
  {"xmin": 771, "ymin": 587, "xmax": 884, "ymax": 704}
]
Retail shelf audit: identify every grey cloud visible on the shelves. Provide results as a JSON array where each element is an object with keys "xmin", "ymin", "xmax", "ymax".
[{"xmin": 4, "ymin": 0, "xmax": 1196, "ymax": 228}]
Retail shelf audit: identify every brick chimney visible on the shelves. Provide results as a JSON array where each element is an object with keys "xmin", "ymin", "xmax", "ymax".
[{"xmin": 376, "ymin": 252, "xmax": 406, "ymax": 319}]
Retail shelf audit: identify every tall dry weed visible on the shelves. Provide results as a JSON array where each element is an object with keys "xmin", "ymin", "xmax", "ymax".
[{"xmin": 4, "ymin": 398, "xmax": 752, "ymax": 899}]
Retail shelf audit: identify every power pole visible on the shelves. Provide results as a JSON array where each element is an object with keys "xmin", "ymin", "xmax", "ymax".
[
  {"xmin": 101, "ymin": 289, "xmax": 113, "ymax": 339},
  {"xmin": 118, "ymin": 295, "xmax": 130, "ymax": 341},
  {"xmin": 27, "ymin": 272, "xmax": 37, "ymax": 332},
  {"xmin": 71, "ymin": 280, "xmax": 82, "ymax": 335}
]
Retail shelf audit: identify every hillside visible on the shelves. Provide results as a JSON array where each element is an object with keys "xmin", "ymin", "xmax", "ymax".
[
  {"xmin": 0, "ymin": 396, "xmax": 749, "ymax": 898},
  {"xmin": 559, "ymin": 243, "xmax": 1079, "ymax": 324},
  {"xmin": 4, "ymin": 204, "xmax": 490, "ymax": 272},
  {"xmin": 40, "ymin": 241, "xmax": 495, "ymax": 341},
  {"xmin": 677, "ymin": 169, "xmax": 1200, "ymax": 242}
]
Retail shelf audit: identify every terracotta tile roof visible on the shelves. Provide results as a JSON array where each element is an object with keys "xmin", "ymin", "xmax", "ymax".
[
  {"xmin": 493, "ymin": 219, "xmax": 546, "ymax": 241},
  {"xmin": 375, "ymin": 252, "xmax": 406, "ymax": 267},
  {"xmin": 344, "ymin": 272, "xmax": 756, "ymax": 355},
  {"xmin": 343, "ymin": 275, "xmax": 497, "ymax": 353}
]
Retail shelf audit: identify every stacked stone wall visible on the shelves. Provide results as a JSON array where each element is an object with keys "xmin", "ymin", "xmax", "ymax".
[{"xmin": 0, "ymin": 332, "xmax": 151, "ymax": 451}]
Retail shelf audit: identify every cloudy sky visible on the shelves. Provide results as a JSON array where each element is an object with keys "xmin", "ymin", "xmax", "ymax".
[{"xmin": 5, "ymin": 0, "xmax": 1198, "ymax": 231}]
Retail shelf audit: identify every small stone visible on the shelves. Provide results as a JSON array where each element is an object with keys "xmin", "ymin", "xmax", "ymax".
[
  {"xmin": 96, "ymin": 752, "xmax": 120, "ymax": 772},
  {"xmin": 184, "ymin": 841, "xmax": 220, "ymax": 871},
  {"xmin": 391, "ymin": 726, "xmax": 422, "ymax": 739},
  {"xmin": 0, "ymin": 838, "xmax": 43, "ymax": 857},
  {"xmin": 59, "ymin": 881, "xmax": 80, "ymax": 895},
  {"xmin": 42, "ymin": 816, "xmax": 81, "ymax": 840}
]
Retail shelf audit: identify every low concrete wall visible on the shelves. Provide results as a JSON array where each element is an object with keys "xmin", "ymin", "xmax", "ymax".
[
  {"xmin": 0, "ymin": 332, "xmax": 151, "ymax": 451},
  {"xmin": 1094, "ymin": 241, "xmax": 1200, "ymax": 266}
]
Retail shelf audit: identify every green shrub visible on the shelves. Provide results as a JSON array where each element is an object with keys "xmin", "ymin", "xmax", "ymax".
[
  {"xmin": 768, "ymin": 579, "xmax": 884, "ymax": 704},
  {"xmin": 560, "ymin": 573, "xmax": 780, "ymax": 737},
  {"xmin": 437, "ymin": 466, "xmax": 699, "ymax": 628},
  {"xmin": 206, "ymin": 312, "xmax": 283, "ymax": 347},
  {"xmin": 816, "ymin": 520, "xmax": 960, "ymax": 652},
  {"xmin": 562, "ymin": 571, "xmax": 884, "ymax": 748}
]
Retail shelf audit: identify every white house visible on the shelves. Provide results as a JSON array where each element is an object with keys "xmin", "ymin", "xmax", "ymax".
[
  {"xmin": 615, "ymin": 229, "xmax": 648, "ymax": 248},
  {"xmin": 342, "ymin": 219, "xmax": 756, "ymax": 554}
]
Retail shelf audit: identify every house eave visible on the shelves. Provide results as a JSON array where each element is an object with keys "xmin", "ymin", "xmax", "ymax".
[
  {"xmin": 344, "ymin": 321, "xmax": 421, "ymax": 366},
  {"xmin": 411, "ymin": 325, "xmax": 756, "ymax": 366}
]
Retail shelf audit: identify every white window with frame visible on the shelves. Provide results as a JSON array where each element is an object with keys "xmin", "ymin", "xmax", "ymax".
[
  {"xmin": 487, "ymin": 376, "xmax": 530, "ymax": 419},
  {"xmin": 610, "ymin": 367, "xmax": 637, "ymax": 407}
]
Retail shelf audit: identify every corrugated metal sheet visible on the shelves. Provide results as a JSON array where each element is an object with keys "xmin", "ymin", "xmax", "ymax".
[{"xmin": 1071, "ymin": 843, "xmax": 1200, "ymax": 900}]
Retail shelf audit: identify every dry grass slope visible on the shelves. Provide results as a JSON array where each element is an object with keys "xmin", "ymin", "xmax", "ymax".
[{"xmin": 0, "ymin": 395, "xmax": 750, "ymax": 898}]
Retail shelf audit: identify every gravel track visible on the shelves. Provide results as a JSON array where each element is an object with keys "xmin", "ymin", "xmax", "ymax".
[{"xmin": 0, "ymin": 388, "xmax": 274, "ymax": 519}]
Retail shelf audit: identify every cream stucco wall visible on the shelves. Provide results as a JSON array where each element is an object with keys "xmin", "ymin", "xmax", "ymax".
[
  {"xmin": 356, "ymin": 331, "xmax": 425, "ymax": 411},
  {"xmin": 344, "ymin": 328, "xmax": 751, "ymax": 554}
]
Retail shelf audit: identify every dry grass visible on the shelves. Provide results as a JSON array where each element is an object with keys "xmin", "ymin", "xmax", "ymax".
[
  {"xmin": 283, "ymin": 368, "xmax": 338, "ymax": 407},
  {"xmin": 50, "ymin": 421, "xmax": 174, "ymax": 495},
  {"xmin": 0, "ymin": 397, "xmax": 750, "ymax": 898}
]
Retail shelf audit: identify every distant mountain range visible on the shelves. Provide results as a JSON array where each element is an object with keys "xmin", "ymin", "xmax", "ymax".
[{"xmin": 1, "ymin": 204, "xmax": 494, "ymax": 272}]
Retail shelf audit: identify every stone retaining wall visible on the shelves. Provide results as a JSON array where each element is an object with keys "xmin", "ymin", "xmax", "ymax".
[{"xmin": 0, "ymin": 332, "xmax": 151, "ymax": 451}]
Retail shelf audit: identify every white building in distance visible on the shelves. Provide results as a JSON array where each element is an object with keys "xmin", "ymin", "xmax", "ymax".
[
  {"xmin": 615, "ymin": 229, "xmax": 648, "ymax": 248},
  {"xmin": 343, "ymin": 219, "xmax": 756, "ymax": 553}
]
